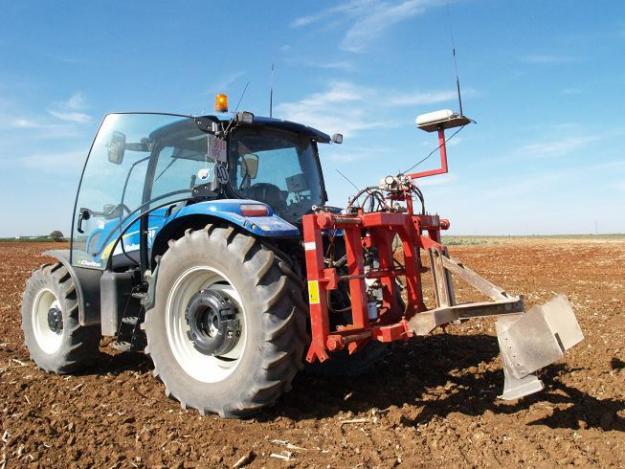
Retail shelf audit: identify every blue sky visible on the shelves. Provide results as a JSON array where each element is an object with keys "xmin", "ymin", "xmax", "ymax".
[{"xmin": 0, "ymin": 0, "xmax": 623, "ymax": 237}]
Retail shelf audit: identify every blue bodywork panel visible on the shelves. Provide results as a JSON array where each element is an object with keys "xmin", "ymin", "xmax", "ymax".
[
  {"xmin": 82, "ymin": 199, "xmax": 299, "ymax": 269},
  {"xmin": 170, "ymin": 199, "xmax": 300, "ymax": 237}
]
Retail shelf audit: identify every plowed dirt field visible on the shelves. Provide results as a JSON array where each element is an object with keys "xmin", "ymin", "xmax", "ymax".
[{"xmin": 1, "ymin": 239, "xmax": 624, "ymax": 468}]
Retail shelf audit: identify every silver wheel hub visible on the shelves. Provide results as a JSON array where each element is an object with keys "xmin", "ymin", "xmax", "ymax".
[
  {"xmin": 184, "ymin": 289, "xmax": 241, "ymax": 356},
  {"xmin": 165, "ymin": 267, "xmax": 247, "ymax": 384},
  {"xmin": 32, "ymin": 288, "xmax": 64, "ymax": 354}
]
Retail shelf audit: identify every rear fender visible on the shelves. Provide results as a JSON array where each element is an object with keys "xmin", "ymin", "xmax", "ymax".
[
  {"xmin": 42, "ymin": 250, "xmax": 102, "ymax": 327},
  {"xmin": 146, "ymin": 201, "xmax": 301, "ymax": 311},
  {"xmin": 150, "ymin": 199, "xmax": 299, "ymax": 267}
]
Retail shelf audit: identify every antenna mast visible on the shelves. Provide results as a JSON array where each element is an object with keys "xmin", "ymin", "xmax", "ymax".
[
  {"xmin": 269, "ymin": 63, "xmax": 275, "ymax": 118},
  {"xmin": 447, "ymin": 1, "xmax": 464, "ymax": 116},
  {"xmin": 453, "ymin": 48, "xmax": 463, "ymax": 116}
]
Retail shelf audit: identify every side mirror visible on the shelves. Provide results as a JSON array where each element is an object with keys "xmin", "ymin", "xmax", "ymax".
[
  {"xmin": 107, "ymin": 131, "xmax": 126, "ymax": 165},
  {"xmin": 331, "ymin": 133, "xmax": 343, "ymax": 144},
  {"xmin": 241, "ymin": 153, "xmax": 259, "ymax": 179}
]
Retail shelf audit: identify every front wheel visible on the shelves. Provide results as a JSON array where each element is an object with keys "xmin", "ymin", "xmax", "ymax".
[
  {"xmin": 143, "ymin": 225, "xmax": 307, "ymax": 417},
  {"xmin": 21, "ymin": 263, "xmax": 100, "ymax": 373}
]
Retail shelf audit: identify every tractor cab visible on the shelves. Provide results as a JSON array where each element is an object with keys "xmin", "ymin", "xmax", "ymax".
[{"xmin": 71, "ymin": 112, "xmax": 330, "ymax": 271}]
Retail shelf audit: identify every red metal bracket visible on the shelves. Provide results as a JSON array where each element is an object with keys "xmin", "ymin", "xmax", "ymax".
[
  {"xmin": 407, "ymin": 128, "xmax": 448, "ymax": 180},
  {"xmin": 302, "ymin": 210, "xmax": 447, "ymax": 363}
]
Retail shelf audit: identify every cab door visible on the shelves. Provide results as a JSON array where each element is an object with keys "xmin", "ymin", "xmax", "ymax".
[{"xmin": 71, "ymin": 113, "xmax": 188, "ymax": 269}]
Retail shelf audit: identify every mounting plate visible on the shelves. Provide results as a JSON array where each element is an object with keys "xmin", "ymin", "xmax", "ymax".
[{"xmin": 417, "ymin": 113, "xmax": 472, "ymax": 133}]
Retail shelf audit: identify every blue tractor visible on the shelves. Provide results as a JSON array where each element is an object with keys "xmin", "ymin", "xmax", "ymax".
[
  {"xmin": 21, "ymin": 106, "xmax": 347, "ymax": 417},
  {"xmin": 21, "ymin": 98, "xmax": 583, "ymax": 418}
]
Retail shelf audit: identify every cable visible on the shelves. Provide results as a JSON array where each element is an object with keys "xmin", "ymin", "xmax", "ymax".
[{"xmin": 336, "ymin": 168, "xmax": 360, "ymax": 191}]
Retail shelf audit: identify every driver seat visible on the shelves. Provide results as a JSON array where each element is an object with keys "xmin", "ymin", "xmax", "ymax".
[{"xmin": 244, "ymin": 183, "xmax": 286, "ymax": 213}]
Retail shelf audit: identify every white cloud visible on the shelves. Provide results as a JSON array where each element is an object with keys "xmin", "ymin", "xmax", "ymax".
[
  {"xmin": 388, "ymin": 89, "xmax": 458, "ymax": 106},
  {"xmin": 207, "ymin": 71, "xmax": 246, "ymax": 93},
  {"xmin": 324, "ymin": 146, "xmax": 392, "ymax": 163},
  {"xmin": 47, "ymin": 109, "xmax": 92, "ymax": 124},
  {"xmin": 417, "ymin": 173, "xmax": 458, "ymax": 187},
  {"xmin": 276, "ymin": 81, "xmax": 386, "ymax": 136},
  {"xmin": 47, "ymin": 92, "xmax": 91, "ymax": 124},
  {"xmin": 520, "ymin": 54, "xmax": 580, "ymax": 65},
  {"xmin": 0, "ymin": 116, "xmax": 81, "ymax": 139},
  {"xmin": 276, "ymin": 81, "xmax": 472, "ymax": 137},
  {"xmin": 341, "ymin": 0, "xmax": 439, "ymax": 52},
  {"xmin": 289, "ymin": 0, "xmax": 369, "ymax": 28},
  {"xmin": 293, "ymin": 59, "xmax": 353, "ymax": 71},
  {"xmin": 12, "ymin": 118, "xmax": 44, "ymax": 129},
  {"xmin": 291, "ymin": 0, "xmax": 443, "ymax": 53},
  {"xmin": 614, "ymin": 179, "xmax": 625, "ymax": 192},
  {"xmin": 519, "ymin": 135, "xmax": 597, "ymax": 158},
  {"xmin": 19, "ymin": 149, "xmax": 86, "ymax": 174},
  {"xmin": 65, "ymin": 92, "xmax": 87, "ymax": 110}
]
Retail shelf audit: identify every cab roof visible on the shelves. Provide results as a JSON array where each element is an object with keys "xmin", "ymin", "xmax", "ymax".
[
  {"xmin": 213, "ymin": 113, "xmax": 331, "ymax": 143},
  {"xmin": 138, "ymin": 112, "xmax": 331, "ymax": 143}
]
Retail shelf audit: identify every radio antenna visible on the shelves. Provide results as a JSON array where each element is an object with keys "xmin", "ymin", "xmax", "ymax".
[
  {"xmin": 269, "ymin": 63, "xmax": 275, "ymax": 118},
  {"xmin": 234, "ymin": 81, "xmax": 250, "ymax": 113},
  {"xmin": 446, "ymin": 1, "xmax": 464, "ymax": 116}
]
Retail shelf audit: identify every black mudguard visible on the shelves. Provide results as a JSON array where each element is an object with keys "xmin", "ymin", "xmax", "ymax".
[{"xmin": 43, "ymin": 250, "xmax": 102, "ymax": 327}]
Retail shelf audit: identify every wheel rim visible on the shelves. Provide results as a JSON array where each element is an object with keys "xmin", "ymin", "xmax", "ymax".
[
  {"xmin": 165, "ymin": 266, "xmax": 247, "ymax": 383},
  {"xmin": 32, "ymin": 288, "xmax": 64, "ymax": 354}
]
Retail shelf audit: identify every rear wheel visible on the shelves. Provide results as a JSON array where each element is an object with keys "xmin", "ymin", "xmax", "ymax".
[
  {"xmin": 143, "ymin": 225, "xmax": 307, "ymax": 417},
  {"xmin": 21, "ymin": 263, "xmax": 100, "ymax": 373}
]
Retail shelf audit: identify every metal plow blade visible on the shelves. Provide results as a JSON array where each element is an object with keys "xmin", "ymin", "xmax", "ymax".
[{"xmin": 496, "ymin": 294, "xmax": 584, "ymax": 400}]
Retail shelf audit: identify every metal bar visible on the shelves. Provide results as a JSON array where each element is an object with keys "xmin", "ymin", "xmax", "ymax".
[
  {"xmin": 338, "ymin": 268, "xmax": 404, "ymax": 281},
  {"xmin": 302, "ymin": 214, "xmax": 331, "ymax": 362},
  {"xmin": 343, "ymin": 223, "xmax": 369, "ymax": 329},
  {"xmin": 442, "ymin": 247, "xmax": 456, "ymax": 306},
  {"xmin": 450, "ymin": 298, "xmax": 524, "ymax": 318},
  {"xmin": 429, "ymin": 248, "xmax": 451, "ymax": 307},
  {"xmin": 441, "ymin": 255, "xmax": 509, "ymax": 301},
  {"xmin": 370, "ymin": 228, "xmax": 400, "ymax": 320},
  {"xmin": 400, "ymin": 218, "xmax": 426, "ymax": 314},
  {"xmin": 407, "ymin": 128, "xmax": 449, "ymax": 180},
  {"xmin": 408, "ymin": 297, "xmax": 524, "ymax": 336}
]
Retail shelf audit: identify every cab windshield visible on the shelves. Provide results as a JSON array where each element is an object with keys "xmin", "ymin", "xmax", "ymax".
[
  {"xmin": 228, "ymin": 127, "xmax": 324, "ymax": 222},
  {"xmin": 71, "ymin": 114, "xmax": 326, "ymax": 269}
]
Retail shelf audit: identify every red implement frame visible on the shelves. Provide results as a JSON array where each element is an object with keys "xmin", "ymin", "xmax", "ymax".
[
  {"xmin": 302, "ymin": 210, "xmax": 449, "ymax": 363},
  {"xmin": 302, "ymin": 121, "xmax": 523, "ymax": 364}
]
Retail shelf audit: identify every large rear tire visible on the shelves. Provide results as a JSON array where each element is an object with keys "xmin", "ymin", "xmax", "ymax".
[
  {"xmin": 21, "ymin": 263, "xmax": 100, "ymax": 373},
  {"xmin": 143, "ymin": 225, "xmax": 307, "ymax": 417}
]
